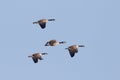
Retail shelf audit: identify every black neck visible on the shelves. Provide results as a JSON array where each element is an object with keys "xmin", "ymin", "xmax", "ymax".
[
  {"xmin": 42, "ymin": 53, "xmax": 48, "ymax": 55},
  {"xmin": 78, "ymin": 45, "xmax": 85, "ymax": 47},
  {"xmin": 48, "ymin": 19, "xmax": 55, "ymax": 21},
  {"xmin": 59, "ymin": 41, "xmax": 65, "ymax": 44}
]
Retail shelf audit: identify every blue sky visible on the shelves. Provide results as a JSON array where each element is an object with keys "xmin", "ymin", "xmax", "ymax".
[{"xmin": 0, "ymin": 0, "xmax": 120, "ymax": 80}]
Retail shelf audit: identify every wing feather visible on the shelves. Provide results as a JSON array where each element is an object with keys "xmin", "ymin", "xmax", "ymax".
[
  {"xmin": 32, "ymin": 57, "xmax": 38, "ymax": 63},
  {"xmin": 39, "ymin": 23, "xmax": 46, "ymax": 29}
]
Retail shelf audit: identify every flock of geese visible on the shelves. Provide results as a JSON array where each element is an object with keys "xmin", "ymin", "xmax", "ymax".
[{"xmin": 28, "ymin": 18, "xmax": 85, "ymax": 63}]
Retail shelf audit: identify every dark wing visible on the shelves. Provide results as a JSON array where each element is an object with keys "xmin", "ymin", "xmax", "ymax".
[
  {"xmin": 39, "ymin": 22, "xmax": 46, "ymax": 29},
  {"xmin": 70, "ymin": 52, "xmax": 75, "ymax": 57},
  {"xmin": 68, "ymin": 47, "xmax": 78, "ymax": 57},
  {"xmin": 68, "ymin": 49, "xmax": 75, "ymax": 57},
  {"xmin": 32, "ymin": 57, "xmax": 38, "ymax": 63}
]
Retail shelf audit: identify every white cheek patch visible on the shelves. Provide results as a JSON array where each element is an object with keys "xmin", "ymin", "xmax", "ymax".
[{"xmin": 75, "ymin": 45, "xmax": 78, "ymax": 48}]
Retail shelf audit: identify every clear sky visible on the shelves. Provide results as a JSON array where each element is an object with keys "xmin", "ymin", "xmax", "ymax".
[{"xmin": 0, "ymin": 0, "xmax": 120, "ymax": 80}]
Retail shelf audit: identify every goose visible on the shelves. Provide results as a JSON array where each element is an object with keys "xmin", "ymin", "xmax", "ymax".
[
  {"xmin": 65, "ymin": 45, "xmax": 85, "ymax": 57},
  {"xmin": 45, "ymin": 39, "xmax": 66, "ymax": 46},
  {"xmin": 33, "ymin": 19, "xmax": 55, "ymax": 29},
  {"xmin": 28, "ymin": 53, "xmax": 48, "ymax": 63}
]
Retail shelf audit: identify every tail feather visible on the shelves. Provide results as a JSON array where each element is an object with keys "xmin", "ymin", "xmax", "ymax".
[
  {"xmin": 39, "ymin": 57, "xmax": 43, "ymax": 60},
  {"xmin": 65, "ymin": 48, "xmax": 68, "ymax": 50},
  {"xmin": 45, "ymin": 42, "xmax": 49, "ymax": 46}
]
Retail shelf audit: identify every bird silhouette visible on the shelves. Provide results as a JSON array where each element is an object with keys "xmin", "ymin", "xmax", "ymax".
[
  {"xmin": 28, "ymin": 53, "xmax": 48, "ymax": 63},
  {"xmin": 65, "ymin": 45, "xmax": 85, "ymax": 57},
  {"xmin": 45, "ymin": 39, "xmax": 66, "ymax": 46},
  {"xmin": 33, "ymin": 19, "xmax": 55, "ymax": 29}
]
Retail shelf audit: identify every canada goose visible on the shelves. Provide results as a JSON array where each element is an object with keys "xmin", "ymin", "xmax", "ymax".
[
  {"xmin": 33, "ymin": 19, "xmax": 55, "ymax": 29},
  {"xmin": 65, "ymin": 45, "xmax": 85, "ymax": 57},
  {"xmin": 45, "ymin": 39, "xmax": 66, "ymax": 46},
  {"xmin": 28, "ymin": 53, "xmax": 48, "ymax": 63}
]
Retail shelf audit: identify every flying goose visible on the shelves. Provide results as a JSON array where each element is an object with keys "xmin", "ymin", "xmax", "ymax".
[
  {"xmin": 45, "ymin": 39, "xmax": 66, "ymax": 46},
  {"xmin": 33, "ymin": 19, "xmax": 55, "ymax": 29},
  {"xmin": 28, "ymin": 53, "xmax": 48, "ymax": 63},
  {"xmin": 65, "ymin": 45, "xmax": 85, "ymax": 57}
]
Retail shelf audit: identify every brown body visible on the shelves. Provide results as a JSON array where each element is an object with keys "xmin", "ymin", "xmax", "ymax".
[
  {"xmin": 33, "ymin": 19, "xmax": 55, "ymax": 29},
  {"xmin": 66, "ymin": 45, "xmax": 85, "ymax": 57},
  {"xmin": 45, "ymin": 39, "xmax": 66, "ymax": 46}
]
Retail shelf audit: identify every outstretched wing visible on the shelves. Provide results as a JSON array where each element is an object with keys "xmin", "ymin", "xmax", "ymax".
[
  {"xmin": 69, "ymin": 52, "xmax": 75, "ymax": 57},
  {"xmin": 68, "ymin": 49, "xmax": 75, "ymax": 57},
  {"xmin": 68, "ymin": 48, "xmax": 78, "ymax": 57},
  {"xmin": 32, "ymin": 57, "xmax": 38, "ymax": 63},
  {"xmin": 39, "ymin": 23, "xmax": 46, "ymax": 29}
]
